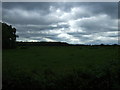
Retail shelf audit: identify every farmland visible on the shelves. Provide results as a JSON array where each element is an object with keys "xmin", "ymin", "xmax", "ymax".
[{"xmin": 2, "ymin": 46, "xmax": 120, "ymax": 90}]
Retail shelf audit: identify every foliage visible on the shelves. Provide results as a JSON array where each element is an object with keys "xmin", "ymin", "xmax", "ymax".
[{"xmin": 2, "ymin": 22, "xmax": 18, "ymax": 49}]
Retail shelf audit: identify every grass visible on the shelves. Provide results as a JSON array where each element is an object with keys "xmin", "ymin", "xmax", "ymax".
[{"xmin": 2, "ymin": 46, "xmax": 120, "ymax": 89}]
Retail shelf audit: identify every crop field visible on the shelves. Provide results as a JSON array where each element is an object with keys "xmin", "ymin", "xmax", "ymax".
[{"xmin": 2, "ymin": 46, "xmax": 120, "ymax": 90}]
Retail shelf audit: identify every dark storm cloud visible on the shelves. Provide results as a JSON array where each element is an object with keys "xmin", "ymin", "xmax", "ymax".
[
  {"xmin": 76, "ymin": 15, "xmax": 117, "ymax": 32},
  {"xmin": 2, "ymin": 2, "xmax": 118, "ymax": 44},
  {"xmin": 3, "ymin": 2, "xmax": 117, "ymax": 23},
  {"xmin": 3, "ymin": 2, "xmax": 51, "ymax": 14},
  {"xmin": 72, "ymin": 2, "xmax": 118, "ymax": 18},
  {"xmin": 47, "ymin": 2, "xmax": 118, "ymax": 18},
  {"xmin": 90, "ymin": 2, "xmax": 118, "ymax": 18}
]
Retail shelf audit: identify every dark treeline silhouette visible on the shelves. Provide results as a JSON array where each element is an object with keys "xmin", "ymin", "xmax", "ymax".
[
  {"xmin": 2, "ymin": 22, "xmax": 18, "ymax": 49},
  {"xmin": 17, "ymin": 42, "xmax": 69, "ymax": 47},
  {"xmin": 17, "ymin": 42, "xmax": 119, "ymax": 47}
]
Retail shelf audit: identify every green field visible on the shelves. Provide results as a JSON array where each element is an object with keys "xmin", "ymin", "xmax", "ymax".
[{"xmin": 3, "ymin": 46, "xmax": 120, "ymax": 89}]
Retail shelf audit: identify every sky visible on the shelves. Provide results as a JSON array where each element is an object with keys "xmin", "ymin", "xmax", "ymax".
[{"xmin": 2, "ymin": 2, "xmax": 118, "ymax": 44}]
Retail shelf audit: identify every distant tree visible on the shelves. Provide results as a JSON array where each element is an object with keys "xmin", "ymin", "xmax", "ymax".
[
  {"xmin": 2, "ymin": 22, "xmax": 18, "ymax": 49},
  {"xmin": 100, "ymin": 44, "xmax": 104, "ymax": 46},
  {"xmin": 113, "ymin": 44, "xmax": 117, "ymax": 46}
]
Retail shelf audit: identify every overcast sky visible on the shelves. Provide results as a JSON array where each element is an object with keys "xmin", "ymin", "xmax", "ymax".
[{"xmin": 2, "ymin": 2, "xmax": 118, "ymax": 44}]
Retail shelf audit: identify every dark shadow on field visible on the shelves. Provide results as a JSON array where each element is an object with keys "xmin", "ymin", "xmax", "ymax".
[{"xmin": 2, "ymin": 61, "xmax": 120, "ymax": 90}]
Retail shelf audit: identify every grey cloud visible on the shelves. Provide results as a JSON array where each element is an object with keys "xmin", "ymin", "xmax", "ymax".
[
  {"xmin": 3, "ymin": 8, "xmax": 64, "ymax": 25},
  {"xmin": 3, "ymin": 2, "xmax": 117, "ymax": 25},
  {"xmin": 73, "ymin": 15, "xmax": 118, "ymax": 33},
  {"xmin": 3, "ymin": 2, "xmax": 51, "ymax": 14},
  {"xmin": 2, "ymin": 2, "xmax": 118, "ymax": 44},
  {"xmin": 53, "ymin": 2, "xmax": 118, "ymax": 18},
  {"xmin": 90, "ymin": 2, "xmax": 118, "ymax": 19},
  {"xmin": 0, "ymin": 2, "xmax": 2, "ymax": 21}
]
